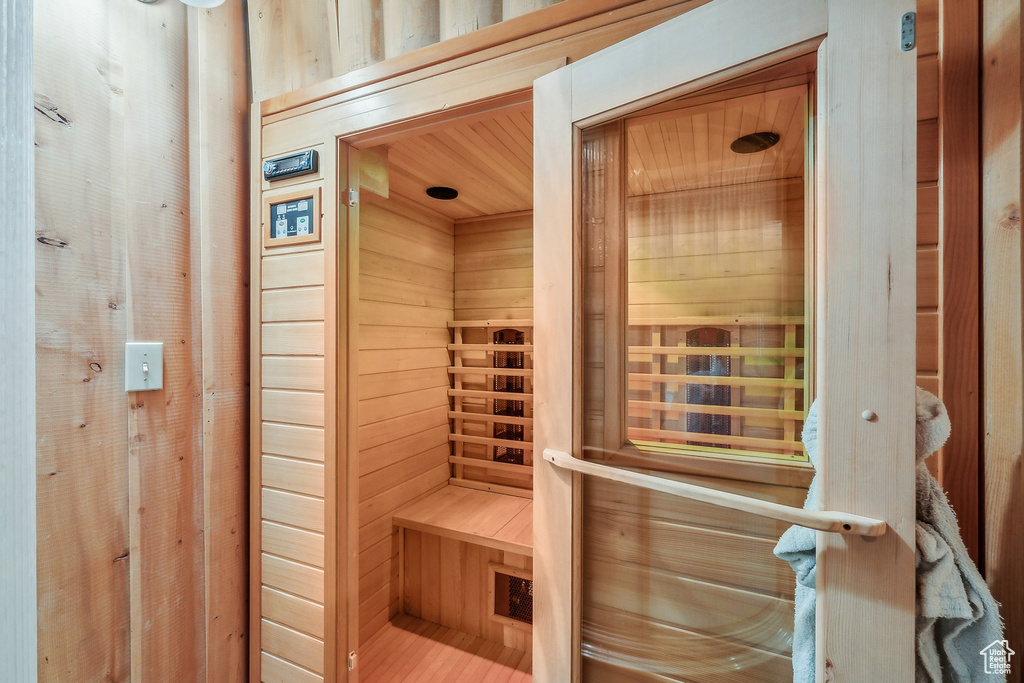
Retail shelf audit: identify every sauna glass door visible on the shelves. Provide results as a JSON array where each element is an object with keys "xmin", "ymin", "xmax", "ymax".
[{"xmin": 533, "ymin": 1, "xmax": 918, "ymax": 681}]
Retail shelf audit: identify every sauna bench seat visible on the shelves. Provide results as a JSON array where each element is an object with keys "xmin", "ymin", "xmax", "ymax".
[{"xmin": 392, "ymin": 485, "xmax": 533, "ymax": 557}]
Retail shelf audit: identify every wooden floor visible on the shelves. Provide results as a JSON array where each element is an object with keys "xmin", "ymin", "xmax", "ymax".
[{"xmin": 360, "ymin": 614, "xmax": 532, "ymax": 682}]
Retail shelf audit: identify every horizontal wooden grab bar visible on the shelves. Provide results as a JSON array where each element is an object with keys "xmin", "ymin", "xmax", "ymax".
[{"xmin": 542, "ymin": 449, "xmax": 887, "ymax": 537}]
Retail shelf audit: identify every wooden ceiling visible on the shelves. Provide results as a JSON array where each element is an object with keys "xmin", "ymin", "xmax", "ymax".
[
  {"xmin": 626, "ymin": 85, "xmax": 807, "ymax": 196},
  {"xmin": 376, "ymin": 83, "xmax": 806, "ymax": 220},
  {"xmin": 382, "ymin": 103, "xmax": 534, "ymax": 221}
]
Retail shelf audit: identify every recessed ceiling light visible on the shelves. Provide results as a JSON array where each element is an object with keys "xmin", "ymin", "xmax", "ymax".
[
  {"xmin": 426, "ymin": 186, "xmax": 459, "ymax": 200},
  {"xmin": 730, "ymin": 131, "xmax": 780, "ymax": 154}
]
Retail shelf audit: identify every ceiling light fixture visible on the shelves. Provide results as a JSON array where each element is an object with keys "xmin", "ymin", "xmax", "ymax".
[
  {"xmin": 426, "ymin": 186, "xmax": 459, "ymax": 201},
  {"xmin": 730, "ymin": 131, "xmax": 780, "ymax": 154}
]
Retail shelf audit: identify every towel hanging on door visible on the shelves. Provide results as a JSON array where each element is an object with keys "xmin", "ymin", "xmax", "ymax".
[{"xmin": 773, "ymin": 388, "xmax": 1004, "ymax": 683}]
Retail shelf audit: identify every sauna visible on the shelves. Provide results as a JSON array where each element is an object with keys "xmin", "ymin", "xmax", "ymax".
[{"xmin": 251, "ymin": 2, "xmax": 965, "ymax": 682}]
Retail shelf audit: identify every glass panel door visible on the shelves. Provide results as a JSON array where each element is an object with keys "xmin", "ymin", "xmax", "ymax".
[
  {"xmin": 533, "ymin": 2, "xmax": 917, "ymax": 681},
  {"xmin": 579, "ymin": 64, "xmax": 813, "ymax": 682}
]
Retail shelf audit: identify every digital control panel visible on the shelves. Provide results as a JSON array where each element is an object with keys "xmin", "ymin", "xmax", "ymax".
[{"xmin": 269, "ymin": 197, "xmax": 315, "ymax": 240}]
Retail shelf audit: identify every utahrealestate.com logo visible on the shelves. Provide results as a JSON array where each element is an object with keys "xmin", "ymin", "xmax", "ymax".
[{"xmin": 979, "ymin": 640, "xmax": 1014, "ymax": 676}]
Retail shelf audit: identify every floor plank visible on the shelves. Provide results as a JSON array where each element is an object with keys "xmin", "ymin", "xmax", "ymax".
[{"xmin": 361, "ymin": 615, "xmax": 531, "ymax": 682}]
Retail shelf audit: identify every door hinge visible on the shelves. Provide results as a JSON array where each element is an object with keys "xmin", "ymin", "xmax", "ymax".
[
  {"xmin": 347, "ymin": 651, "xmax": 357, "ymax": 671},
  {"xmin": 347, "ymin": 188, "xmax": 359, "ymax": 207},
  {"xmin": 900, "ymin": 12, "xmax": 916, "ymax": 51}
]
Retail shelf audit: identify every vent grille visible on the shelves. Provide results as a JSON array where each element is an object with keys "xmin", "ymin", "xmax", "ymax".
[{"xmin": 491, "ymin": 565, "xmax": 533, "ymax": 628}]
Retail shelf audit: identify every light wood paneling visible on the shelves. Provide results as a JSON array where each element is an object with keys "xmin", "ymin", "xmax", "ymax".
[
  {"xmin": 263, "ymin": 251, "xmax": 325, "ymax": 289},
  {"xmin": 247, "ymin": 0, "xmax": 340, "ymax": 103},
  {"xmin": 263, "ymin": 322, "xmax": 326, "ymax": 356},
  {"xmin": 262, "ymin": 356, "xmax": 326, "ymax": 391},
  {"xmin": 263, "ymin": 521, "xmax": 326, "ymax": 568},
  {"xmin": 982, "ymin": 0, "xmax": 1023, "ymax": 669},
  {"xmin": 189, "ymin": 3, "xmax": 252, "ymax": 680},
  {"xmin": 358, "ymin": 194, "xmax": 455, "ymax": 646},
  {"xmin": 338, "ymin": 0, "xmax": 383, "ymax": 74},
  {"xmin": 262, "ymin": 586, "xmax": 326, "ymax": 640},
  {"xmin": 403, "ymin": 532, "xmax": 534, "ymax": 652},
  {"xmin": 262, "ymin": 389, "xmax": 326, "ymax": 427},
  {"xmin": 455, "ymin": 214, "xmax": 534, "ymax": 320},
  {"xmin": 261, "ymin": 651, "xmax": 324, "ymax": 683},
  {"xmin": 262, "ymin": 618, "xmax": 326, "ymax": 675},
  {"xmin": 263, "ymin": 489, "xmax": 326, "ymax": 533},
  {"xmin": 263, "ymin": 554, "xmax": 326, "ymax": 604},
  {"xmin": 441, "ymin": 0, "xmax": 502, "ymax": 41},
  {"xmin": 1, "ymin": 0, "xmax": 35, "ymax": 678},
  {"xmin": 263, "ymin": 286, "xmax": 326, "ymax": 322},
  {"xmin": 384, "ymin": 0, "xmax": 440, "ymax": 59},
  {"xmin": 262, "ymin": 423, "xmax": 326, "ymax": 461},
  {"xmin": 262, "ymin": 455, "xmax": 326, "ymax": 497},
  {"xmin": 383, "ymin": 105, "xmax": 533, "ymax": 221}
]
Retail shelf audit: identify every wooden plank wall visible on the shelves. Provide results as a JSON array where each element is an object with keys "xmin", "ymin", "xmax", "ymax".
[
  {"xmin": 189, "ymin": 5, "xmax": 251, "ymax": 680},
  {"xmin": 454, "ymin": 214, "xmax": 534, "ymax": 321},
  {"xmin": 250, "ymin": 0, "xmax": 564, "ymax": 101},
  {"xmin": 981, "ymin": 0, "xmax": 1023, "ymax": 675},
  {"xmin": 403, "ymin": 531, "xmax": 533, "ymax": 652},
  {"xmin": 0, "ymin": 0, "xmax": 37, "ymax": 679},
  {"xmin": 34, "ymin": 1, "xmax": 249, "ymax": 680},
  {"xmin": 258, "ymin": 185, "xmax": 329, "ymax": 682},
  {"xmin": 358, "ymin": 194, "xmax": 454, "ymax": 645}
]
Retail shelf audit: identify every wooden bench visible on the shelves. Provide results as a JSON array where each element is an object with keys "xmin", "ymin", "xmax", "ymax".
[{"xmin": 393, "ymin": 485, "xmax": 533, "ymax": 557}]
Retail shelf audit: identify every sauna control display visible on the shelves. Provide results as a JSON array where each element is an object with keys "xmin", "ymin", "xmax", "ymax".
[
  {"xmin": 263, "ymin": 149, "xmax": 318, "ymax": 181},
  {"xmin": 269, "ymin": 197, "xmax": 315, "ymax": 240}
]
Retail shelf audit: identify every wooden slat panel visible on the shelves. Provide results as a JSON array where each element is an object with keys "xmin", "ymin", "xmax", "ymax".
[
  {"xmin": 918, "ymin": 184, "xmax": 939, "ymax": 246},
  {"xmin": 917, "ymin": 312, "xmax": 939, "ymax": 374},
  {"xmin": 247, "ymin": 0, "xmax": 339, "ymax": 103},
  {"xmin": 262, "ymin": 554, "xmax": 325, "ymax": 604},
  {"xmin": 262, "ymin": 423, "xmax": 325, "ymax": 461},
  {"xmin": 34, "ymin": 3, "xmax": 132, "ymax": 679},
  {"xmin": 359, "ymin": 464, "xmax": 450, "ymax": 526},
  {"xmin": 262, "ymin": 322, "xmax": 325, "ymax": 356},
  {"xmin": 260, "ymin": 651, "xmax": 323, "ymax": 683},
  {"xmin": 263, "ymin": 455, "xmax": 326, "ymax": 497},
  {"xmin": 917, "ymin": 247, "xmax": 939, "ymax": 310},
  {"xmin": 918, "ymin": 54, "xmax": 938, "ymax": 121},
  {"xmin": 262, "ymin": 286, "xmax": 325, "ymax": 322},
  {"xmin": 262, "ymin": 521, "xmax": 325, "ymax": 568},
  {"xmin": 262, "ymin": 251, "xmax": 325, "ymax": 289},
  {"xmin": 262, "ymin": 619, "xmax": 325, "ymax": 675},
  {"xmin": 263, "ymin": 489, "xmax": 325, "ymax": 533},
  {"xmin": 262, "ymin": 586, "xmax": 325, "ymax": 640},
  {"xmin": 262, "ymin": 389, "xmax": 325, "ymax": 427},
  {"xmin": 918, "ymin": 117, "xmax": 939, "ymax": 183},
  {"xmin": 262, "ymin": 356, "xmax": 325, "ymax": 391}
]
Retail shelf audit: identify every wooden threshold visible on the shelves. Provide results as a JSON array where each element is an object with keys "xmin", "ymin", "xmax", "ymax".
[{"xmin": 359, "ymin": 614, "xmax": 531, "ymax": 683}]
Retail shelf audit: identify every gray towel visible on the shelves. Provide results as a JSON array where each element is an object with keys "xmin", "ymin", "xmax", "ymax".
[{"xmin": 773, "ymin": 388, "xmax": 1004, "ymax": 683}]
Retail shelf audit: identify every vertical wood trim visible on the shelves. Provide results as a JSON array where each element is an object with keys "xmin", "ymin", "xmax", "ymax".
[
  {"xmin": 344, "ymin": 145, "xmax": 362, "ymax": 679},
  {"xmin": 250, "ymin": 106, "xmax": 265, "ymax": 683},
  {"xmin": 324, "ymin": 140, "xmax": 343, "ymax": 681},
  {"xmin": 982, "ymin": 0, "xmax": 1023, "ymax": 667},
  {"xmin": 189, "ymin": 3, "xmax": 251, "ymax": 680},
  {"xmin": 121, "ymin": 2, "xmax": 206, "ymax": 679},
  {"xmin": 817, "ymin": 3, "xmax": 917, "ymax": 680},
  {"xmin": 937, "ymin": 0, "xmax": 982, "ymax": 565},
  {"xmin": 532, "ymin": 65, "xmax": 576, "ymax": 683},
  {"xmin": 0, "ymin": 0, "xmax": 36, "ymax": 679},
  {"xmin": 338, "ymin": 0, "xmax": 383, "ymax": 74}
]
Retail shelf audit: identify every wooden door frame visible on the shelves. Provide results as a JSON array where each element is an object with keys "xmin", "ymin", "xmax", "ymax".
[{"xmin": 533, "ymin": 1, "xmax": 917, "ymax": 680}]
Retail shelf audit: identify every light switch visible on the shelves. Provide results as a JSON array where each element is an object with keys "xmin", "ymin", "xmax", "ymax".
[{"xmin": 125, "ymin": 342, "xmax": 164, "ymax": 392}]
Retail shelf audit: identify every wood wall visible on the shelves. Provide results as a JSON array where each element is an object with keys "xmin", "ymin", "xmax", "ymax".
[
  {"xmin": 403, "ymin": 531, "xmax": 533, "ymax": 652},
  {"xmin": 455, "ymin": 214, "xmax": 534, "ymax": 321},
  {"xmin": 249, "ymin": 0, "xmax": 564, "ymax": 102},
  {"xmin": 981, "ymin": 0, "xmax": 1023, "ymax": 675},
  {"xmin": 358, "ymin": 194, "xmax": 454, "ymax": 645},
  {"xmin": 257, "ymin": 181, "xmax": 329, "ymax": 682},
  {"xmin": 1, "ymin": 0, "xmax": 37, "ymax": 679},
  {"xmin": 34, "ymin": 1, "xmax": 249, "ymax": 680}
]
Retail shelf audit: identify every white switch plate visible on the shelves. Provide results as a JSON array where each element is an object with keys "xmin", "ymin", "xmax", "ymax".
[{"xmin": 125, "ymin": 342, "xmax": 164, "ymax": 391}]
